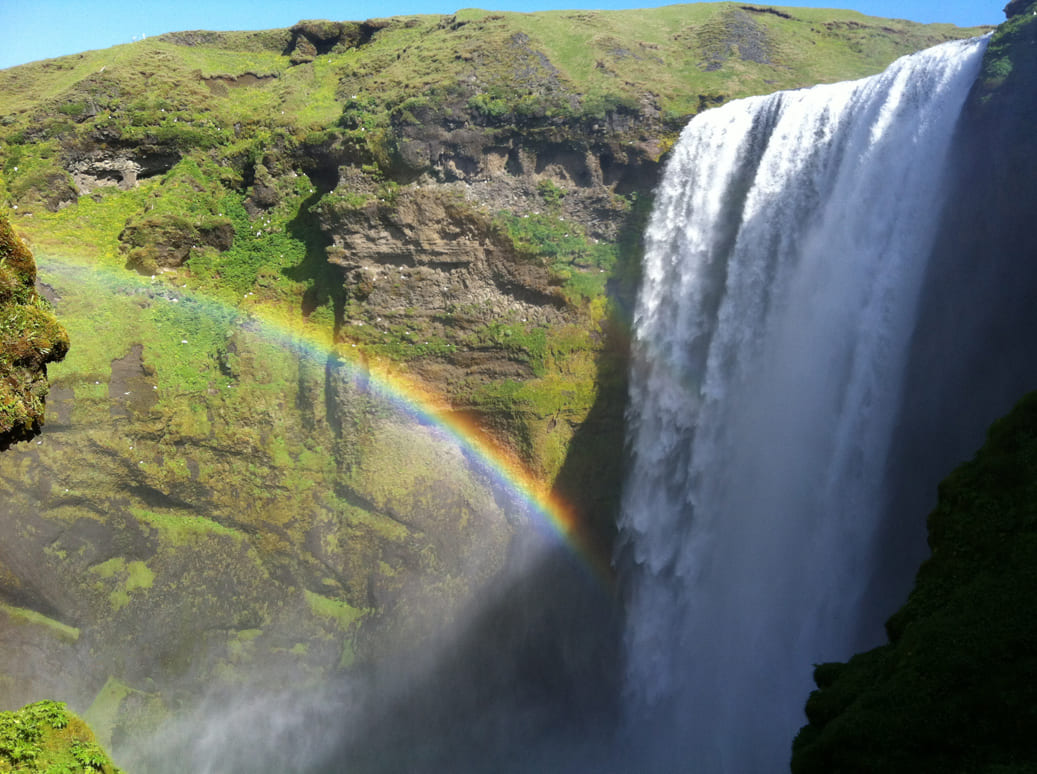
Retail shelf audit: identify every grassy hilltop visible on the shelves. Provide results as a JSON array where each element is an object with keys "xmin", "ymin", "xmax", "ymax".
[{"xmin": 0, "ymin": 3, "xmax": 987, "ymax": 767}]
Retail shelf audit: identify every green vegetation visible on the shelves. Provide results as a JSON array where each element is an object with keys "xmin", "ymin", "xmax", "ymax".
[
  {"xmin": 496, "ymin": 210, "xmax": 618, "ymax": 302},
  {"xmin": 792, "ymin": 391, "xmax": 1037, "ymax": 773},
  {"xmin": 0, "ymin": 213, "xmax": 69, "ymax": 448},
  {"xmin": 976, "ymin": 1, "xmax": 1037, "ymax": 95},
  {"xmin": 0, "ymin": 700, "xmax": 121, "ymax": 773},
  {"xmin": 0, "ymin": 603, "xmax": 80, "ymax": 644}
]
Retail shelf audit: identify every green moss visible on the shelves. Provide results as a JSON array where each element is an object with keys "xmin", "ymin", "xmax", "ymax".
[
  {"xmin": 304, "ymin": 590, "xmax": 366, "ymax": 669},
  {"xmin": 130, "ymin": 508, "xmax": 242, "ymax": 543},
  {"xmin": 0, "ymin": 602, "xmax": 80, "ymax": 643},
  {"xmin": 0, "ymin": 214, "xmax": 69, "ymax": 448},
  {"xmin": 494, "ymin": 211, "xmax": 618, "ymax": 303},
  {"xmin": 89, "ymin": 558, "xmax": 125, "ymax": 580},
  {"xmin": 82, "ymin": 679, "xmax": 132, "ymax": 751},
  {"xmin": 976, "ymin": 7, "xmax": 1037, "ymax": 96},
  {"xmin": 304, "ymin": 590, "xmax": 365, "ymax": 629},
  {"xmin": 89, "ymin": 558, "xmax": 154, "ymax": 611}
]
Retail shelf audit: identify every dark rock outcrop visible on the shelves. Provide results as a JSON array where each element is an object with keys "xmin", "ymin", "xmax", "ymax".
[
  {"xmin": 1003, "ymin": 0, "xmax": 1036, "ymax": 19},
  {"xmin": 120, "ymin": 213, "xmax": 234, "ymax": 273},
  {"xmin": 286, "ymin": 19, "xmax": 378, "ymax": 64}
]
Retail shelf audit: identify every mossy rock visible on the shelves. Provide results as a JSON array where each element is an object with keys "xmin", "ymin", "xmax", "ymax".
[{"xmin": 0, "ymin": 213, "xmax": 69, "ymax": 449}]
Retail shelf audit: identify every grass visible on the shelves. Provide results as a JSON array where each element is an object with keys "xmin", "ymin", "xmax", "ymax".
[
  {"xmin": 0, "ymin": 4, "xmax": 983, "ymax": 166},
  {"xmin": 0, "ymin": 700, "xmax": 121, "ymax": 774},
  {"xmin": 498, "ymin": 4, "xmax": 985, "ymax": 117},
  {"xmin": 0, "ymin": 602, "xmax": 80, "ymax": 643},
  {"xmin": 89, "ymin": 557, "xmax": 156, "ymax": 611},
  {"xmin": 495, "ymin": 210, "xmax": 618, "ymax": 302}
]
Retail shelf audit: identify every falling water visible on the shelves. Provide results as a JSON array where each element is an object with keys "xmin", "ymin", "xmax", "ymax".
[{"xmin": 618, "ymin": 37, "xmax": 988, "ymax": 773}]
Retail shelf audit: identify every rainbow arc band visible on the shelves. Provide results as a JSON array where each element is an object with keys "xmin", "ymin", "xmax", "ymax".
[{"xmin": 35, "ymin": 253, "xmax": 614, "ymax": 587}]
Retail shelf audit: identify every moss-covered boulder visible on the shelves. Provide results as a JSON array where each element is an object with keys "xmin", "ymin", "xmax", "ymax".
[{"xmin": 0, "ymin": 213, "xmax": 69, "ymax": 449}]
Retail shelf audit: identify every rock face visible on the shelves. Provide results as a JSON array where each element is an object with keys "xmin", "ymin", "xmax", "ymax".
[
  {"xmin": 1003, "ymin": 0, "xmax": 1035, "ymax": 19},
  {"xmin": 68, "ymin": 150, "xmax": 180, "ymax": 195},
  {"xmin": 287, "ymin": 20, "xmax": 379, "ymax": 65},
  {"xmin": 0, "ymin": 214, "xmax": 68, "ymax": 450},
  {"xmin": 322, "ymin": 188, "xmax": 567, "ymax": 319}
]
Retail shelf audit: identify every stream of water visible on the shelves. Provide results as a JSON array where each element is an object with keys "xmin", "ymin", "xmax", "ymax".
[{"xmin": 617, "ymin": 36, "xmax": 988, "ymax": 773}]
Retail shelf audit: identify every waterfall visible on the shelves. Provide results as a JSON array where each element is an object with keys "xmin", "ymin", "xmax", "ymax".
[{"xmin": 618, "ymin": 36, "xmax": 988, "ymax": 773}]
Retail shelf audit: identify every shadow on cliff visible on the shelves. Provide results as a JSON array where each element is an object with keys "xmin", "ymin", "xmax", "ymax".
[
  {"xmin": 310, "ymin": 543, "xmax": 620, "ymax": 773},
  {"xmin": 307, "ymin": 190, "xmax": 654, "ymax": 774},
  {"xmin": 282, "ymin": 173, "xmax": 345, "ymax": 326}
]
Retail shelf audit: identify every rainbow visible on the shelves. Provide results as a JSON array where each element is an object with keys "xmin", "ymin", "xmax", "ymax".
[{"xmin": 34, "ymin": 252, "xmax": 616, "ymax": 587}]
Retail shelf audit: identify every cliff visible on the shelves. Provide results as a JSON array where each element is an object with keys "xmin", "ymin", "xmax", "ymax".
[
  {"xmin": 0, "ymin": 5, "xmax": 987, "ymax": 765},
  {"xmin": 0, "ymin": 214, "xmax": 68, "ymax": 450}
]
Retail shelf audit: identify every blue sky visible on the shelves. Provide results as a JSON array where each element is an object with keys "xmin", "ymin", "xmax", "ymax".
[{"xmin": 0, "ymin": 0, "xmax": 1005, "ymax": 71}]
